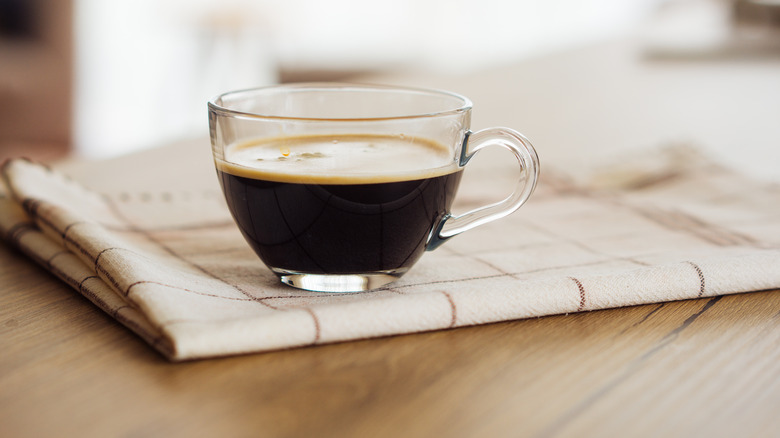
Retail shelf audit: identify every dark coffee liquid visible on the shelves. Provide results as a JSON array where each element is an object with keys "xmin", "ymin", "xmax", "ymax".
[
  {"xmin": 216, "ymin": 134, "xmax": 462, "ymax": 275},
  {"xmin": 217, "ymin": 169, "xmax": 462, "ymax": 274}
]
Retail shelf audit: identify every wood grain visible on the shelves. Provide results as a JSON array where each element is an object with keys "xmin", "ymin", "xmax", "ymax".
[{"xmin": 2, "ymin": 239, "xmax": 778, "ymax": 437}]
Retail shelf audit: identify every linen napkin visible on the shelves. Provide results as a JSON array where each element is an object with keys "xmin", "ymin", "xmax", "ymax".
[{"xmin": 2, "ymin": 149, "xmax": 779, "ymax": 361}]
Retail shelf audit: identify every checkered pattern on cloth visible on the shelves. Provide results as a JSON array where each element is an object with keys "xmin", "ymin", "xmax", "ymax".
[{"xmin": 1, "ymin": 152, "xmax": 779, "ymax": 361}]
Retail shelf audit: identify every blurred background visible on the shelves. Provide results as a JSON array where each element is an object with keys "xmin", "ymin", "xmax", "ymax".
[{"xmin": 1, "ymin": 0, "xmax": 779, "ymax": 162}]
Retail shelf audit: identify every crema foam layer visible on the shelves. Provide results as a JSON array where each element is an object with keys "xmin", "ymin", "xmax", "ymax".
[{"xmin": 216, "ymin": 134, "xmax": 459, "ymax": 184}]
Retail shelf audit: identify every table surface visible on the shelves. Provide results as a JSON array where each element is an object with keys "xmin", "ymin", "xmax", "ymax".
[{"xmin": 2, "ymin": 38, "xmax": 780, "ymax": 438}]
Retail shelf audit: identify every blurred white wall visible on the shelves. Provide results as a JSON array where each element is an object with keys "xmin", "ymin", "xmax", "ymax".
[
  {"xmin": 73, "ymin": 0, "xmax": 660, "ymax": 158},
  {"xmin": 73, "ymin": 0, "xmax": 277, "ymax": 157}
]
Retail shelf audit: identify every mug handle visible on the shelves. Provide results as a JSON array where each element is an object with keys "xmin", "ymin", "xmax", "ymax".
[{"xmin": 427, "ymin": 127, "xmax": 540, "ymax": 250}]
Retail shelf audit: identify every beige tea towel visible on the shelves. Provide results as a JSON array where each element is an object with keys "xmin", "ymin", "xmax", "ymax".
[{"xmin": 1, "ymin": 150, "xmax": 779, "ymax": 361}]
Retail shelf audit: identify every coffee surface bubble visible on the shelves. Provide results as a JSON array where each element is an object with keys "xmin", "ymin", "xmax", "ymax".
[{"xmin": 217, "ymin": 134, "xmax": 458, "ymax": 184}]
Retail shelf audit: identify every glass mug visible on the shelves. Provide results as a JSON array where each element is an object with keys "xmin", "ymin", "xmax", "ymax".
[{"xmin": 208, "ymin": 83, "xmax": 539, "ymax": 293}]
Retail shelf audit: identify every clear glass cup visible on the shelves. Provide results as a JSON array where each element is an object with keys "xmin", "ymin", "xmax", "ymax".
[{"xmin": 208, "ymin": 83, "xmax": 539, "ymax": 292}]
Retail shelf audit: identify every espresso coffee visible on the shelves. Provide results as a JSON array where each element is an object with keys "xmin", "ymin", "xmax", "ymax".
[{"xmin": 216, "ymin": 134, "xmax": 463, "ymax": 275}]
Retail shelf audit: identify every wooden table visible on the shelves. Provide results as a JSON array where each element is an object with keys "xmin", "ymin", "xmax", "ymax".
[{"xmin": 2, "ymin": 39, "xmax": 779, "ymax": 437}]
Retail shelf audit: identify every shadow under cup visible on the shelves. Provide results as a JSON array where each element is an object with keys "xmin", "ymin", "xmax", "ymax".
[{"xmin": 209, "ymin": 83, "xmax": 538, "ymax": 293}]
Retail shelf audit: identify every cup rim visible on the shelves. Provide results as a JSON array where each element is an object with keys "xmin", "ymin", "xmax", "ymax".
[{"xmin": 207, "ymin": 82, "xmax": 473, "ymax": 122}]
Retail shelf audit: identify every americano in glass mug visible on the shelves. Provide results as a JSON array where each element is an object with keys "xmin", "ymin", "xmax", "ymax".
[{"xmin": 208, "ymin": 83, "xmax": 539, "ymax": 293}]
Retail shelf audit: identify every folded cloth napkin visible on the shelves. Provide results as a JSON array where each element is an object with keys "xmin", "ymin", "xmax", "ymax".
[{"xmin": 2, "ymin": 150, "xmax": 779, "ymax": 361}]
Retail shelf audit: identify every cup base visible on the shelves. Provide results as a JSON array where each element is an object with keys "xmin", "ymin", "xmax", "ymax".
[{"xmin": 272, "ymin": 268, "xmax": 407, "ymax": 293}]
